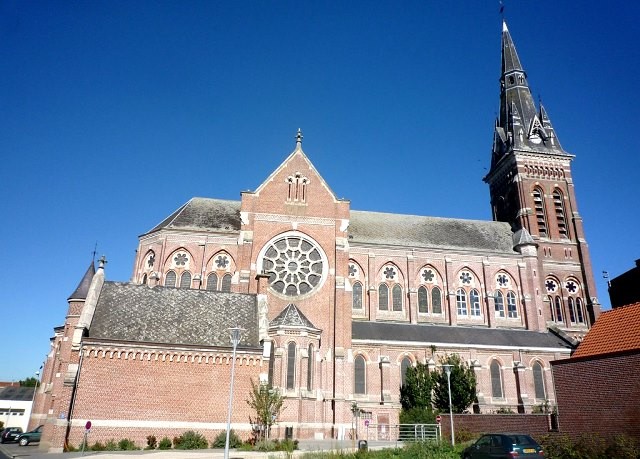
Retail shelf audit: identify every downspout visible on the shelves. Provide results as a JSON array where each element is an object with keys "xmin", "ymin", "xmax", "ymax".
[
  {"xmin": 331, "ymin": 240, "xmax": 337, "ymax": 438},
  {"xmin": 64, "ymin": 344, "xmax": 85, "ymax": 450}
]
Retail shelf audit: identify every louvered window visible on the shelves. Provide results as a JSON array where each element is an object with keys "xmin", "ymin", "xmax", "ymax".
[
  {"xmin": 180, "ymin": 271, "xmax": 191, "ymax": 288},
  {"xmin": 470, "ymin": 289, "xmax": 481, "ymax": 316},
  {"xmin": 533, "ymin": 188, "xmax": 548, "ymax": 237},
  {"xmin": 352, "ymin": 282, "xmax": 363, "ymax": 309},
  {"xmin": 576, "ymin": 298, "xmax": 585, "ymax": 323},
  {"xmin": 431, "ymin": 287, "xmax": 442, "ymax": 314},
  {"xmin": 165, "ymin": 271, "xmax": 177, "ymax": 287},
  {"xmin": 495, "ymin": 291, "xmax": 505, "ymax": 317},
  {"xmin": 554, "ymin": 296, "xmax": 564, "ymax": 322},
  {"xmin": 206, "ymin": 273, "xmax": 218, "ymax": 291},
  {"xmin": 418, "ymin": 286, "xmax": 428, "ymax": 313},
  {"xmin": 490, "ymin": 360, "xmax": 503, "ymax": 398},
  {"xmin": 221, "ymin": 274, "xmax": 232, "ymax": 292},
  {"xmin": 553, "ymin": 189, "xmax": 569, "ymax": 238},
  {"xmin": 378, "ymin": 284, "xmax": 389, "ymax": 311},
  {"xmin": 286, "ymin": 342, "xmax": 296, "ymax": 390},
  {"xmin": 533, "ymin": 362, "xmax": 546, "ymax": 399},
  {"xmin": 568, "ymin": 297, "xmax": 576, "ymax": 323},
  {"xmin": 354, "ymin": 355, "xmax": 366, "ymax": 394},
  {"xmin": 392, "ymin": 284, "xmax": 403, "ymax": 311},
  {"xmin": 507, "ymin": 291, "xmax": 518, "ymax": 318}
]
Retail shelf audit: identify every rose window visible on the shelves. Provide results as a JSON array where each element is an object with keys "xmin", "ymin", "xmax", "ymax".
[
  {"xmin": 460, "ymin": 271, "xmax": 472, "ymax": 284},
  {"xmin": 565, "ymin": 281, "xmax": 578, "ymax": 293},
  {"xmin": 348, "ymin": 263, "xmax": 358, "ymax": 277},
  {"xmin": 497, "ymin": 274, "xmax": 509, "ymax": 287},
  {"xmin": 545, "ymin": 280, "xmax": 557, "ymax": 293},
  {"xmin": 261, "ymin": 236, "xmax": 325, "ymax": 297},
  {"xmin": 422, "ymin": 269, "xmax": 435, "ymax": 282},
  {"xmin": 174, "ymin": 253, "xmax": 188, "ymax": 266}
]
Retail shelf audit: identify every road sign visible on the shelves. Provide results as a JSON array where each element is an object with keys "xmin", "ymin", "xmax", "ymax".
[
  {"xmin": 436, "ymin": 415, "xmax": 441, "ymax": 424},
  {"xmin": 364, "ymin": 420, "xmax": 370, "ymax": 427},
  {"xmin": 85, "ymin": 421, "xmax": 92, "ymax": 430}
]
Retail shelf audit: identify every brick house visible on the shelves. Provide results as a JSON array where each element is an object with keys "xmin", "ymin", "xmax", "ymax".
[
  {"xmin": 33, "ymin": 21, "xmax": 602, "ymax": 452},
  {"xmin": 552, "ymin": 302, "xmax": 640, "ymax": 442}
]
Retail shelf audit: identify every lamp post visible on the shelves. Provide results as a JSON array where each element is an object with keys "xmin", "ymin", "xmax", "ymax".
[
  {"xmin": 29, "ymin": 371, "xmax": 40, "ymax": 429},
  {"xmin": 443, "ymin": 364, "xmax": 454, "ymax": 446},
  {"xmin": 224, "ymin": 327, "xmax": 244, "ymax": 459}
]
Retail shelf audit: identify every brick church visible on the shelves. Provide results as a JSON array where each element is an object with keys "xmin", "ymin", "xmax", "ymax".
[{"xmin": 33, "ymin": 22, "xmax": 601, "ymax": 451}]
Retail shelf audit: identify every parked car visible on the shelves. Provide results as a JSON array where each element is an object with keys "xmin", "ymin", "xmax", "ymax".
[
  {"xmin": 16, "ymin": 425, "xmax": 43, "ymax": 446},
  {"xmin": 462, "ymin": 433, "xmax": 544, "ymax": 458},
  {"xmin": 1, "ymin": 427, "xmax": 23, "ymax": 443}
]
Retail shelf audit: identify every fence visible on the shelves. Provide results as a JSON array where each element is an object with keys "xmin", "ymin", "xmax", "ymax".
[{"xmin": 365, "ymin": 423, "xmax": 441, "ymax": 443}]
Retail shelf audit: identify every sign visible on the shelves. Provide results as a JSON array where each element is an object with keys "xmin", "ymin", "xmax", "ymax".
[
  {"xmin": 436, "ymin": 415, "xmax": 441, "ymax": 424},
  {"xmin": 85, "ymin": 421, "xmax": 92, "ymax": 431},
  {"xmin": 364, "ymin": 420, "xmax": 369, "ymax": 427}
]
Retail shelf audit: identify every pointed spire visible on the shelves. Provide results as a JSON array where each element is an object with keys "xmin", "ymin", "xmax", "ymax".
[
  {"xmin": 295, "ymin": 128, "xmax": 303, "ymax": 150},
  {"xmin": 68, "ymin": 260, "xmax": 96, "ymax": 301}
]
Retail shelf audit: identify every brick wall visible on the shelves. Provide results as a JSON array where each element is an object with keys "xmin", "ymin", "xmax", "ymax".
[
  {"xmin": 440, "ymin": 413, "xmax": 553, "ymax": 439},
  {"xmin": 552, "ymin": 351, "xmax": 640, "ymax": 442}
]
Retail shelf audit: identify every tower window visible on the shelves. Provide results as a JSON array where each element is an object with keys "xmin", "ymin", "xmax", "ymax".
[
  {"xmin": 553, "ymin": 189, "xmax": 569, "ymax": 238},
  {"xmin": 286, "ymin": 342, "xmax": 296, "ymax": 390},
  {"xmin": 533, "ymin": 188, "xmax": 548, "ymax": 237}
]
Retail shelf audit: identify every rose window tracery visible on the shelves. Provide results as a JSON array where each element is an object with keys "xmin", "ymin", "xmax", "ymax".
[{"xmin": 261, "ymin": 235, "xmax": 325, "ymax": 297}]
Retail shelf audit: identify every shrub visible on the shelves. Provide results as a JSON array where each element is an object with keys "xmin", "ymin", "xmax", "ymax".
[
  {"xmin": 399, "ymin": 407, "xmax": 436, "ymax": 424},
  {"xmin": 605, "ymin": 434, "xmax": 639, "ymax": 459},
  {"xmin": 105, "ymin": 439, "xmax": 118, "ymax": 451},
  {"xmin": 118, "ymin": 438, "xmax": 138, "ymax": 450},
  {"xmin": 277, "ymin": 438, "xmax": 298, "ymax": 452},
  {"xmin": 454, "ymin": 427, "xmax": 475, "ymax": 443},
  {"xmin": 212, "ymin": 429, "xmax": 243, "ymax": 448},
  {"xmin": 158, "ymin": 436, "xmax": 172, "ymax": 450},
  {"xmin": 255, "ymin": 439, "xmax": 276, "ymax": 451},
  {"xmin": 146, "ymin": 434, "xmax": 157, "ymax": 449},
  {"xmin": 91, "ymin": 441, "xmax": 106, "ymax": 451},
  {"xmin": 174, "ymin": 430, "xmax": 209, "ymax": 449},
  {"xmin": 495, "ymin": 406, "xmax": 515, "ymax": 414}
]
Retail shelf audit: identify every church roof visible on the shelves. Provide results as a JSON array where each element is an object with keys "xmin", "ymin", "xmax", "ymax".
[
  {"xmin": 145, "ymin": 197, "xmax": 516, "ymax": 254},
  {"xmin": 571, "ymin": 303, "xmax": 640, "ymax": 359},
  {"xmin": 68, "ymin": 261, "xmax": 96, "ymax": 301},
  {"xmin": 270, "ymin": 303, "xmax": 319, "ymax": 331},
  {"xmin": 352, "ymin": 321, "xmax": 573, "ymax": 351},
  {"xmin": 88, "ymin": 282, "xmax": 260, "ymax": 349}
]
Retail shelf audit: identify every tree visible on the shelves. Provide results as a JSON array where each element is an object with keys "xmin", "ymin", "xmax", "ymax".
[
  {"xmin": 19, "ymin": 377, "xmax": 37, "ymax": 387},
  {"xmin": 399, "ymin": 362, "xmax": 435, "ymax": 424},
  {"xmin": 432, "ymin": 354, "xmax": 477, "ymax": 413},
  {"xmin": 246, "ymin": 380, "xmax": 285, "ymax": 440}
]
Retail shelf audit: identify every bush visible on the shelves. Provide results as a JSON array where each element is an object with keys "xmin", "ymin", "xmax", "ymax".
[
  {"xmin": 90, "ymin": 441, "xmax": 106, "ymax": 451},
  {"xmin": 174, "ymin": 430, "xmax": 209, "ymax": 449},
  {"xmin": 255, "ymin": 439, "xmax": 276, "ymax": 451},
  {"xmin": 454, "ymin": 427, "xmax": 475, "ymax": 443},
  {"xmin": 146, "ymin": 434, "xmax": 157, "ymax": 449},
  {"xmin": 104, "ymin": 439, "xmax": 118, "ymax": 451},
  {"xmin": 118, "ymin": 438, "xmax": 138, "ymax": 450},
  {"xmin": 158, "ymin": 436, "xmax": 172, "ymax": 450},
  {"xmin": 212, "ymin": 429, "xmax": 243, "ymax": 448},
  {"xmin": 399, "ymin": 407, "xmax": 436, "ymax": 424}
]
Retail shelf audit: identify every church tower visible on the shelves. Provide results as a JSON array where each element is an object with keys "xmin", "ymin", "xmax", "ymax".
[{"xmin": 484, "ymin": 22, "xmax": 600, "ymax": 330}]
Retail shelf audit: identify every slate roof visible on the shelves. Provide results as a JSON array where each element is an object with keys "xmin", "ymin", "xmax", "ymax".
[
  {"xmin": 0, "ymin": 386, "xmax": 34, "ymax": 401},
  {"xmin": 270, "ymin": 304, "xmax": 319, "ymax": 330},
  {"xmin": 89, "ymin": 282, "xmax": 260, "ymax": 349},
  {"xmin": 68, "ymin": 261, "xmax": 95, "ymax": 301},
  {"xmin": 145, "ymin": 197, "xmax": 516, "ymax": 253},
  {"xmin": 352, "ymin": 321, "xmax": 573, "ymax": 350},
  {"xmin": 572, "ymin": 303, "xmax": 640, "ymax": 358}
]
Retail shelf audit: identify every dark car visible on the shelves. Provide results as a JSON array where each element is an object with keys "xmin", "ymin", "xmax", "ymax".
[
  {"xmin": 462, "ymin": 433, "xmax": 544, "ymax": 458},
  {"xmin": 16, "ymin": 425, "xmax": 43, "ymax": 446},
  {"xmin": 1, "ymin": 427, "xmax": 23, "ymax": 443}
]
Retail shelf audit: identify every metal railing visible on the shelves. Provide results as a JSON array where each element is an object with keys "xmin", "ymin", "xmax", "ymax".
[{"xmin": 365, "ymin": 423, "xmax": 441, "ymax": 443}]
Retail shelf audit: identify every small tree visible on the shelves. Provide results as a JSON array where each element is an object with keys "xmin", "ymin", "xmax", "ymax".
[
  {"xmin": 246, "ymin": 380, "xmax": 285, "ymax": 440},
  {"xmin": 19, "ymin": 377, "xmax": 37, "ymax": 387},
  {"xmin": 399, "ymin": 362, "xmax": 435, "ymax": 424},
  {"xmin": 432, "ymin": 354, "xmax": 477, "ymax": 413}
]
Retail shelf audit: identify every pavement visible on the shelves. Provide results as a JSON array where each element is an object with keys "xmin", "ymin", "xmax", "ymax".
[{"xmin": 0, "ymin": 440, "xmax": 397, "ymax": 459}]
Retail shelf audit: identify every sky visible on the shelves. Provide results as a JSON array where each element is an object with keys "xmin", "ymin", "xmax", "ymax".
[{"xmin": 1, "ymin": 1, "xmax": 638, "ymax": 381}]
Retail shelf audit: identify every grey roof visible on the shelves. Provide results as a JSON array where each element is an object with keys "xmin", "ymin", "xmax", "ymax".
[
  {"xmin": 349, "ymin": 210, "xmax": 516, "ymax": 254},
  {"xmin": 145, "ymin": 197, "xmax": 516, "ymax": 254},
  {"xmin": 0, "ymin": 386, "xmax": 34, "ymax": 401},
  {"xmin": 68, "ymin": 262, "xmax": 95, "ymax": 301},
  {"xmin": 352, "ymin": 321, "xmax": 573, "ymax": 350},
  {"xmin": 89, "ymin": 282, "xmax": 260, "ymax": 349},
  {"xmin": 270, "ymin": 304, "xmax": 319, "ymax": 330},
  {"xmin": 144, "ymin": 198, "xmax": 241, "ymax": 235}
]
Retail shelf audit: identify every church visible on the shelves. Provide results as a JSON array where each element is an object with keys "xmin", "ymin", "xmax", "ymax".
[{"xmin": 32, "ymin": 21, "xmax": 600, "ymax": 451}]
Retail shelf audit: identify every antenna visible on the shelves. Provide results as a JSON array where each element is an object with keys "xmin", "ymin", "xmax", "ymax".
[{"xmin": 92, "ymin": 242, "xmax": 98, "ymax": 264}]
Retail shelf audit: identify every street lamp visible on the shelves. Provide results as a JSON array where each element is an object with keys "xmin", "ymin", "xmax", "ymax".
[
  {"xmin": 442, "ymin": 364, "xmax": 455, "ymax": 446},
  {"xmin": 224, "ymin": 327, "xmax": 244, "ymax": 459},
  {"xmin": 29, "ymin": 371, "xmax": 40, "ymax": 428}
]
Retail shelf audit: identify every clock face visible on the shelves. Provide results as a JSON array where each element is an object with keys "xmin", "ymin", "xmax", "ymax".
[{"xmin": 259, "ymin": 233, "xmax": 327, "ymax": 298}]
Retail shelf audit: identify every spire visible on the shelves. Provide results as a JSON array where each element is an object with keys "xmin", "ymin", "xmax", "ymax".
[
  {"xmin": 68, "ymin": 260, "xmax": 96, "ymax": 301},
  {"xmin": 491, "ymin": 21, "xmax": 567, "ymax": 170}
]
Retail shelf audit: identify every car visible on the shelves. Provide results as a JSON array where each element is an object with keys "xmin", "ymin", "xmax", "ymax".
[
  {"xmin": 462, "ymin": 433, "xmax": 544, "ymax": 458},
  {"xmin": 1, "ymin": 427, "xmax": 23, "ymax": 443},
  {"xmin": 16, "ymin": 425, "xmax": 43, "ymax": 446}
]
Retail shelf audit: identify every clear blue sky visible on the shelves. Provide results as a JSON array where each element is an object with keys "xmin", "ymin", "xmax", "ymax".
[{"xmin": 1, "ymin": 1, "xmax": 638, "ymax": 381}]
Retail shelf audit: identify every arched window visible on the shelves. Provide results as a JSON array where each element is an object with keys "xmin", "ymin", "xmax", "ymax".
[
  {"xmin": 378, "ymin": 284, "xmax": 389, "ymax": 311},
  {"xmin": 221, "ymin": 274, "xmax": 232, "ymax": 292},
  {"xmin": 554, "ymin": 296, "xmax": 564, "ymax": 322},
  {"xmin": 432, "ymin": 287, "xmax": 442, "ymax": 314},
  {"xmin": 470, "ymin": 289, "xmax": 481, "ymax": 317},
  {"xmin": 354, "ymin": 355, "xmax": 366, "ymax": 394},
  {"xmin": 392, "ymin": 284, "xmax": 403, "ymax": 311},
  {"xmin": 532, "ymin": 362, "xmax": 546, "ymax": 400},
  {"xmin": 456, "ymin": 289, "xmax": 468, "ymax": 316},
  {"xmin": 142, "ymin": 273, "xmax": 147, "ymax": 285},
  {"xmin": 490, "ymin": 360, "xmax": 503, "ymax": 398},
  {"xmin": 576, "ymin": 298, "xmax": 585, "ymax": 323},
  {"xmin": 352, "ymin": 282, "xmax": 363, "ymax": 310},
  {"xmin": 553, "ymin": 189, "xmax": 569, "ymax": 238},
  {"xmin": 165, "ymin": 271, "xmax": 177, "ymax": 288},
  {"xmin": 418, "ymin": 286, "xmax": 428, "ymax": 313},
  {"xmin": 206, "ymin": 273, "xmax": 218, "ymax": 291},
  {"xmin": 568, "ymin": 297, "xmax": 576, "ymax": 323},
  {"xmin": 495, "ymin": 291, "xmax": 505, "ymax": 318},
  {"xmin": 400, "ymin": 357, "xmax": 411, "ymax": 386},
  {"xmin": 180, "ymin": 271, "xmax": 191, "ymax": 288},
  {"xmin": 507, "ymin": 291, "xmax": 518, "ymax": 318},
  {"xmin": 533, "ymin": 187, "xmax": 548, "ymax": 237},
  {"xmin": 307, "ymin": 344, "xmax": 314, "ymax": 391},
  {"xmin": 286, "ymin": 342, "xmax": 296, "ymax": 390}
]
